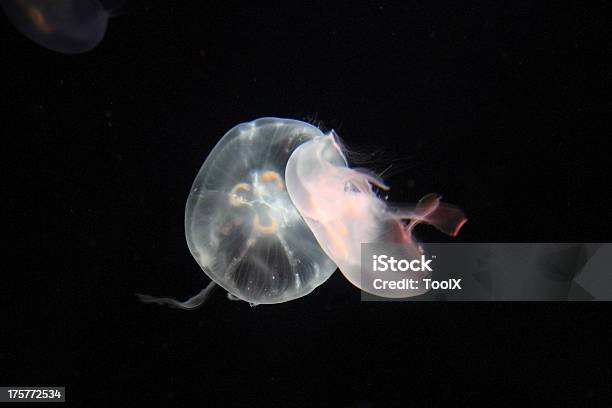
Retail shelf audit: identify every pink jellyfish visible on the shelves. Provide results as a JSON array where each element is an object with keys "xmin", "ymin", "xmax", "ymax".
[{"xmin": 285, "ymin": 130, "xmax": 467, "ymax": 298}]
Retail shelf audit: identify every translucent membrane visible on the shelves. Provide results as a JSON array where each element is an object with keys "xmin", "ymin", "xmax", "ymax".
[
  {"xmin": 184, "ymin": 118, "xmax": 337, "ymax": 305},
  {"xmin": 285, "ymin": 131, "xmax": 467, "ymax": 297}
]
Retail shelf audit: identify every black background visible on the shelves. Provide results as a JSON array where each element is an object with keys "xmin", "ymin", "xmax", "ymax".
[{"xmin": 2, "ymin": 1, "xmax": 610, "ymax": 405}]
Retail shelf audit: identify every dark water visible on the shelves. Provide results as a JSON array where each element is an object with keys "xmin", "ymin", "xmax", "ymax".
[{"xmin": 2, "ymin": 1, "xmax": 610, "ymax": 405}]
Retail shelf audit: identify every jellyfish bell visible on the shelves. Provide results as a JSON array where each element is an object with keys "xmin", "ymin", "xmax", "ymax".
[
  {"xmin": 139, "ymin": 118, "xmax": 337, "ymax": 308},
  {"xmin": 1, "ymin": 0, "xmax": 112, "ymax": 54},
  {"xmin": 285, "ymin": 131, "xmax": 467, "ymax": 298}
]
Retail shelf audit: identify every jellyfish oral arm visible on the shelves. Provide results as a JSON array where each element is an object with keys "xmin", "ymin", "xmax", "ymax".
[{"xmin": 401, "ymin": 193, "xmax": 468, "ymax": 237}]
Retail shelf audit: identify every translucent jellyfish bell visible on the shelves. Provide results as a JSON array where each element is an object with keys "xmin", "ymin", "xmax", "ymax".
[
  {"xmin": 139, "ymin": 118, "xmax": 337, "ymax": 307},
  {"xmin": 285, "ymin": 131, "xmax": 467, "ymax": 298},
  {"xmin": 1, "ymin": 0, "xmax": 112, "ymax": 54}
]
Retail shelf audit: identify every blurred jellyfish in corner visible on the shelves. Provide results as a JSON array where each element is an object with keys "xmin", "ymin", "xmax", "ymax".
[{"xmin": 1, "ymin": 0, "xmax": 124, "ymax": 54}]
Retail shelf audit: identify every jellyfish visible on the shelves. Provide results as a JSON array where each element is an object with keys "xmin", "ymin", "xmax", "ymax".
[
  {"xmin": 285, "ymin": 131, "xmax": 467, "ymax": 298},
  {"xmin": 1, "ymin": 0, "xmax": 116, "ymax": 54},
  {"xmin": 138, "ymin": 118, "xmax": 338, "ymax": 307},
  {"xmin": 139, "ymin": 117, "xmax": 467, "ymax": 308}
]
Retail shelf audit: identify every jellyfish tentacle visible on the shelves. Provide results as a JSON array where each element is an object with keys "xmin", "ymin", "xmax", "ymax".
[
  {"xmin": 136, "ymin": 280, "xmax": 218, "ymax": 310},
  {"xmin": 345, "ymin": 167, "xmax": 390, "ymax": 191}
]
